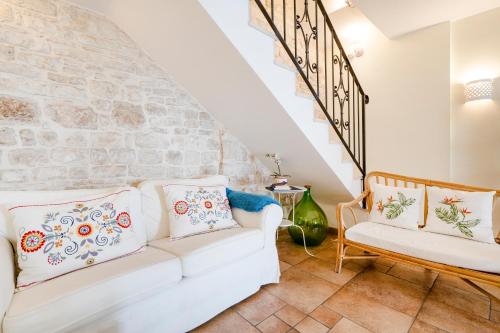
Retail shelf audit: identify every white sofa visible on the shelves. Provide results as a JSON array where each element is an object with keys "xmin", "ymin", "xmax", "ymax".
[{"xmin": 0, "ymin": 179, "xmax": 283, "ymax": 333}]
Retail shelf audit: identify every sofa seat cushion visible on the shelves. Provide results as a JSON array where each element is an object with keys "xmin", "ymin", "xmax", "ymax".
[
  {"xmin": 345, "ymin": 222, "xmax": 500, "ymax": 274},
  {"xmin": 3, "ymin": 247, "xmax": 182, "ymax": 333},
  {"xmin": 149, "ymin": 227, "xmax": 264, "ymax": 277}
]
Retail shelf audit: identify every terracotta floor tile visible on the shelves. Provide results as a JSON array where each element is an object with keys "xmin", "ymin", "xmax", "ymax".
[
  {"xmin": 417, "ymin": 297, "xmax": 499, "ymax": 333},
  {"xmin": 492, "ymin": 310, "xmax": 500, "ymax": 323},
  {"xmin": 295, "ymin": 316, "xmax": 329, "ymax": 333},
  {"xmin": 312, "ymin": 246, "xmax": 338, "ymax": 262},
  {"xmin": 310, "ymin": 236, "xmax": 338, "ymax": 253},
  {"xmin": 341, "ymin": 269, "xmax": 427, "ymax": 316},
  {"xmin": 342, "ymin": 261, "xmax": 366, "ymax": 273},
  {"xmin": 280, "ymin": 260, "xmax": 292, "ymax": 273},
  {"xmin": 256, "ymin": 315, "xmax": 290, "ymax": 333},
  {"xmin": 427, "ymin": 281, "xmax": 490, "ymax": 319},
  {"xmin": 277, "ymin": 240, "xmax": 311, "ymax": 265},
  {"xmin": 266, "ymin": 267, "xmax": 340, "ymax": 313},
  {"xmin": 376, "ymin": 257, "xmax": 397, "ymax": 268},
  {"xmin": 323, "ymin": 287, "xmax": 414, "ymax": 333},
  {"xmin": 295, "ymin": 257, "xmax": 359, "ymax": 285},
  {"xmin": 408, "ymin": 319, "xmax": 448, "ymax": 333},
  {"xmin": 328, "ymin": 318, "xmax": 371, "ymax": 333},
  {"xmin": 310, "ymin": 305, "xmax": 342, "ymax": 328},
  {"xmin": 434, "ymin": 274, "xmax": 485, "ymax": 296},
  {"xmin": 275, "ymin": 305, "xmax": 307, "ymax": 326},
  {"xmin": 493, "ymin": 297, "xmax": 500, "ymax": 311},
  {"xmin": 192, "ymin": 309, "xmax": 259, "ymax": 333},
  {"xmin": 287, "ymin": 329, "xmax": 300, "ymax": 333},
  {"xmin": 234, "ymin": 289, "xmax": 286, "ymax": 325},
  {"xmin": 387, "ymin": 263, "xmax": 438, "ymax": 289}
]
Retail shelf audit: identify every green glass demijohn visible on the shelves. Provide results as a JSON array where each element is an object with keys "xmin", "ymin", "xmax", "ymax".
[{"xmin": 288, "ymin": 185, "xmax": 328, "ymax": 246}]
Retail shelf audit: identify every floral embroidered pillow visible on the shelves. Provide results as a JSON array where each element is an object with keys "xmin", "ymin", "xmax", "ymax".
[
  {"xmin": 425, "ymin": 187, "xmax": 495, "ymax": 243},
  {"xmin": 369, "ymin": 183, "xmax": 424, "ymax": 230},
  {"xmin": 10, "ymin": 189, "xmax": 146, "ymax": 290},
  {"xmin": 163, "ymin": 185, "xmax": 238, "ymax": 239}
]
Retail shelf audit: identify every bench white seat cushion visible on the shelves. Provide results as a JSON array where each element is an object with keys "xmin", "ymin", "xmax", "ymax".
[
  {"xmin": 345, "ymin": 222, "xmax": 500, "ymax": 274},
  {"xmin": 3, "ymin": 247, "xmax": 182, "ymax": 333},
  {"xmin": 149, "ymin": 227, "xmax": 264, "ymax": 277}
]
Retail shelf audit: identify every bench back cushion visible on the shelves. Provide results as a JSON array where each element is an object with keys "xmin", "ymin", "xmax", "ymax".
[{"xmin": 138, "ymin": 176, "xmax": 229, "ymax": 241}]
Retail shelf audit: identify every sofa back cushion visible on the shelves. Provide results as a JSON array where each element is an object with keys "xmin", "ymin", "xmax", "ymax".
[
  {"xmin": 425, "ymin": 186, "xmax": 496, "ymax": 243},
  {"xmin": 138, "ymin": 176, "xmax": 229, "ymax": 241},
  {"xmin": 9, "ymin": 188, "xmax": 147, "ymax": 289}
]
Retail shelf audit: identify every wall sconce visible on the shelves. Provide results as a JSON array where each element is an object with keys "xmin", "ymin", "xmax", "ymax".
[{"xmin": 464, "ymin": 79, "xmax": 493, "ymax": 102}]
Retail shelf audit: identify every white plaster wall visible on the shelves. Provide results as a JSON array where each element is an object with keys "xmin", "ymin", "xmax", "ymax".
[
  {"xmin": 451, "ymin": 7, "xmax": 500, "ymax": 189},
  {"xmin": 330, "ymin": 8, "xmax": 451, "ymax": 181}
]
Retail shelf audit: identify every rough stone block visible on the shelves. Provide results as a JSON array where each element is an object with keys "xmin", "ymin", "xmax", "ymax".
[
  {"xmin": 37, "ymin": 130, "xmax": 58, "ymax": 146},
  {"xmin": 0, "ymin": 44, "xmax": 14, "ymax": 61},
  {"xmin": 109, "ymin": 148, "xmax": 136, "ymax": 164},
  {"xmin": 48, "ymin": 72, "xmax": 86, "ymax": 86},
  {"xmin": 146, "ymin": 103, "xmax": 167, "ymax": 116},
  {"xmin": 90, "ymin": 148, "xmax": 109, "ymax": 165},
  {"xmin": 128, "ymin": 164, "xmax": 165, "ymax": 178},
  {"xmin": 165, "ymin": 150, "xmax": 183, "ymax": 165},
  {"xmin": 0, "ymin": 3, "xmax": 13, "ymax": 22},
  {"xmin": 89, "ymin": 80, "xmax": 119, "ymax": 99},
  {"xmin": 137, "ymin": 149, "xmax": 162, "ymax": 164},
  {"xmin": 112, "ymin": 101, "xmax": 145, "ymax": 129},
  {"xmin": 91, "ymin": 165, "xmax": 127, "ymax": 179},
  {"xmin": 19, "ymin": 129, "xmax": 35, "ymax": 146},
  {"xmin": 68, "ymin": 166, "xmax": 89, "ymax": 179},
  {"xmin": 0, "ymin": 127, "xmax": 16, "ymax": 145},
  {"xmin": 135, "ymin": 131, "xmax": 166, "ymax": 148},
  {"xmin": 0, "ymin": 169, "xmax": 28, "ymax": 183},
  {"xmin": 0, "ymin": 95, "xmax": 39, "ymax": 124},
  {"xmin": 184, "ymin": 151, "xmax": 200, "ymax": 165},
  {"xmin": 33, "ymin": 166, "xmax": 67, "ymax": 181},
  {"xmin": 46, "ymin": 102, "xmax": 97, "ymax": 129},
  {"xmin": 9, "ymin": 148, "xmax": 48, "ymax": 167},
  {"xmin": 50, "ymin": 148, "xmax": 87, "ymax": 165},
  {"xmin": 9, "ymin": 0, "xmax": 57, "ymax": 16}
]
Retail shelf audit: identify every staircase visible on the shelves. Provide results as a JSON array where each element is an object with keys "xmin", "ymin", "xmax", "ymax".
[
  {"xmin": 199, "ymin": 0, "xmax": 368, "ymax": 197},
  {"xmin": 70, "ymin": 0, "xmax": 368, "ymax": 209}
]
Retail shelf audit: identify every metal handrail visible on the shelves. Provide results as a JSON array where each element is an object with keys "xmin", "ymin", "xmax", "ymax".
[{"xmin": 254, "ymin": 0, "xmax": 368, "ymax": 179}]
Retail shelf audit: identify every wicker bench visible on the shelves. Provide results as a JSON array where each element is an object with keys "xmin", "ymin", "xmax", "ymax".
[{"xmin": 336, "ymin": 171, "xmax": 500, "ymax": 300}]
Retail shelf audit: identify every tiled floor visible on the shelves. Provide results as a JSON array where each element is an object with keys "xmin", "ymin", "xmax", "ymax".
[{"xmin": 193, "ymin": 231, "xmax": 500, "ymax": 333}]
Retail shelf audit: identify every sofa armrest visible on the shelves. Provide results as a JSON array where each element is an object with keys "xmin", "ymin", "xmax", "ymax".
[
  {"xmin": 0, "ymin": 237, "xmax": 15, "ymax": 329},
  {"xmin": 232, "ymin": 204, "xmax": 283, "ymax": 247}
]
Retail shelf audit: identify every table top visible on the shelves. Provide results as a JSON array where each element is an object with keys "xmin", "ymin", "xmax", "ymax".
[{"xmin": 269, "ymin": 186, "xmax": 307, "ymax": 194}]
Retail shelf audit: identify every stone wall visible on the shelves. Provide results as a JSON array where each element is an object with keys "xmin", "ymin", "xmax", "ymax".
[{"xmin": 0, "ymin": 0, "xmax": 269, "ymax": 190}]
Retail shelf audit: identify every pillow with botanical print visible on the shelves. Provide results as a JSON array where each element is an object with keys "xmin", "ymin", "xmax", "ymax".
[
  {"xmin": 425, "ymin": 187, "xmax": 495, "ymax": 243},
  {"xmin": 369, "ymin": 183, "xmax": 424, "ymax": 230},
  {"xmin": 10, "ymin": 189, "xmax": 146, "ymax": 290},
  {"xmin": 163, "ymin": 184, "xmax": 239, "ymax": 239}
]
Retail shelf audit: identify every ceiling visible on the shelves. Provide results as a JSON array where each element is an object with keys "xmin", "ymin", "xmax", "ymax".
[{"xmin": 349, "ymin": 0, "xmax": 500, "ymax": 38}]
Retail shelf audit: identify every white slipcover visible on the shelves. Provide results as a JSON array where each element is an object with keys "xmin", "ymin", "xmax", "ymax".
[
  {"xmin": 346, "ymin": 222, "xmax": 500, "ymax": 273},
  {"xmin": 149, "ymin": 227, "xmax": 264, "ymax": 277},
  {"xmin": 2, "ymin": 247, "xmax": 182, "ymax": 333}
]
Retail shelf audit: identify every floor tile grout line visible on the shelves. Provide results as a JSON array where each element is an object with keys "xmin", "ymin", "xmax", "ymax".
[{"xmin": 405, "ymin": 271, "xmax": 453, "ymax": 333}]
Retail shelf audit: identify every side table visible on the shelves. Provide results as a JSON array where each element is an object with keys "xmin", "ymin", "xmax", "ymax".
[{"xmin": 270, "ymin": 187, "xmax": 314, "ymax": 256}]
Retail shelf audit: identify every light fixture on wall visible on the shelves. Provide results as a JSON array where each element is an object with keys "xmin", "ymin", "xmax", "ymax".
[{"xmin": 464, "ymin": 79, "xmax": 493, "ymax": 102}]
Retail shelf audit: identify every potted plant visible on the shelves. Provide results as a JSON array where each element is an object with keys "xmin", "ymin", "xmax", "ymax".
[{"xmin": 265, "ymin": 153, "xmax": 291, "ymax": 186}]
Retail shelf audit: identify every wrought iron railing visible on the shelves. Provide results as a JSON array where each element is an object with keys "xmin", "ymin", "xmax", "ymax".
[{"xmin": 253, "ymin": 0, "xmax": 368, "ymax": 178}]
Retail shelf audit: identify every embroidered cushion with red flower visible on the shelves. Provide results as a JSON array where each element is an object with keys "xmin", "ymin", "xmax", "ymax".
[
  {"xmin": 425, "ymin": 187, "xmax": 496, "ymax": 243},
  {"xmin": 163, "ymin": 184, "xmax": 238, "ymax": 239},
  {"xmin": 368, "ymin": 183, "xmax": 424, "ymax": 230},
  {"xmin": 10, "ymin": 189, "xmax": 146, "ymax": 290}
]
